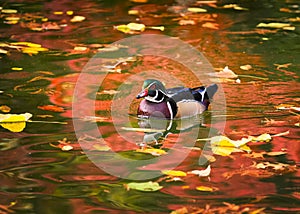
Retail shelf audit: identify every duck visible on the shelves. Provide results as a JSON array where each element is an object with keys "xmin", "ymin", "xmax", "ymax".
[{"xmin": 136, "ymin": 79, "xmax": 218, "ymax": 119}]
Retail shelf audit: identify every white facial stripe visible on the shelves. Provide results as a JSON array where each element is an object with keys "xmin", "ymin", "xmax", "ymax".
[{"xmin": 145, "ymin": 95, "xmax": 164, "ymax": 103}]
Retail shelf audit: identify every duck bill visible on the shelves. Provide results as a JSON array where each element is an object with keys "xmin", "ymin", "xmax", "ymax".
[{"xmin": 136, "ymin": 89, "xmax": 148, "ymax": 99}]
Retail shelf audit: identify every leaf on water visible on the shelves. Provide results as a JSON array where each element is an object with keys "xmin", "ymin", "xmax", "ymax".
[
  {"xmin": 188, "ymin": 165, "xmax": 211, "ymax": 177},
  {"xmin": 1, "ymin": 9, "xmax": 18, "ymax": 14},
  {"xmin": 276, "ymin": 103, "xmax": 300, "ymax": 112},
  {"xmin": 196, "ymin": 185, "xmax": 218, "ymax": 192},
  {"xmin": 130, "ymin": 0, "xmax": 148, "ymax": 2},
  {"xmin": 128, "ymin": 10, "xmax": 139, "ymax": 15},
  {"xmin": 214, "ymin": 66, "xmax": 238, "ymax": 78},
  {"xmin": 202, "ymin": 22, "xmax": 219, "ymax": 30},
  {"xmin": 187, "ymin": 7, "xmax": 207, "ymax": 13},
  {"xmin": 255, "ymin": 161, "xmax": 297, "ymax": 173},
  {"xmin": 70, "ymin": 15, "xmax": 86, "ymax": 22},
  {"xmin": 0, "ymin": 105, "xmax": 11, "ymax": 113},
  {"xmin": 240, "ymin": 64, "xmax": 252, "ymax": 70},
  {"xmin": 0, "ymin": 112, "xmax": 32, "ymax": 132},
  {"xmin": 265, "ymin": 151, "xmax": 286, "ymax": 156},
  {"xmin": 250, "ymin": 133, "xmax": 272, "ymax": 142},
  {"xmin": 38, "ymin": 105, "xmax": 65, "ymax": 113},
  {"xmin": 97, "ymin": 90, "xmax": 119, "ymax": 95},
  {"xmin": 66, "ymin": 11, "xmax": 74, "ymax": 15},
  {"xmin": 179, "ymin": 19, "xmax": 196, "ymax": 26},
  {"xmin": 125, "ymin": 181, "xmax": 163, "ymax": 192},
  {"xmin": 0, "ymin": 48, "xmax": 8, "ymax": 54},
  {"xmin": 136, "ymin": 148, "xmax": 167, "ymax": 156},
  {"xmin": 257, "ymin": 22, "xmax": 295, "ymax": 30},
  {"xmin": 61, "ymin": 145, "xmax": 73, "ymax": 151},
  {"xmin": 162, "ymin": 170, "xmax": 187, "ymax": 177},
  {"xmin": 170, "ymin": 207, "xmax": 188, "ymax": 214},
  {"xmin": 115, "ymin": 23, "xmax": 145, "ymax": 34},
  {"xmin": 223, "ymin": 4, "xmax": 248, "ymax": 11},
  {"xmin": 11, "ymin": 67, "xmax": 23, "ymax": 71}
]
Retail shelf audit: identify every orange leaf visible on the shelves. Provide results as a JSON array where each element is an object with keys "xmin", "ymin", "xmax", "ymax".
[{"xmin": 38, "ymin": 105, "xmax": 64, "ymax": 112}]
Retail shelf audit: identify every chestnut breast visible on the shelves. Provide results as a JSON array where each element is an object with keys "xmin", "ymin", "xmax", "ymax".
[{"xmin": 137, "ymin": 99, "xmax": 171, "ymax": 119}]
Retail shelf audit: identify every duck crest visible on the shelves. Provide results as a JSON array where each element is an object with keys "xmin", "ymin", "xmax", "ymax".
[{"xmin": 136, "ymin": 79, "xmax": 217, "ymax": 119}]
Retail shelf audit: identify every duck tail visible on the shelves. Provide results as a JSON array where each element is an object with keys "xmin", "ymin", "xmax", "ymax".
[{"xmin": 206, "ymin": 84, "xmax": 218, "ymax": 100}]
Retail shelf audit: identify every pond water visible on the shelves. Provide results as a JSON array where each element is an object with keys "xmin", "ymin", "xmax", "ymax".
[{"xmin": 0, "ymin": 0, "xmax": 299, "ymax": 213}]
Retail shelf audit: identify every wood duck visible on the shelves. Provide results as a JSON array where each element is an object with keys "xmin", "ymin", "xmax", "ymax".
[{"xmin": 136, "ymin": 79, "xmax": 218, "ymax": 119}]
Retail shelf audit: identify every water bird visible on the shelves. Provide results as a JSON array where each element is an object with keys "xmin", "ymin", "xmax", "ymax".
[{"xmin": 136, "ymin": 79, "xmax": 218, "ymax": 119}]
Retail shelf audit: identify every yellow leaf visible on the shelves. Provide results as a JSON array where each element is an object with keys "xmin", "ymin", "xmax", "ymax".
[
  {"xmin": 53, "ymin": 11, "xmax": 63, "ymax": 15},
  {"xmin": 162, "ymin": 170, "xmax": 187, "ymax": 177},
  {"xmin": 70, "ymin": 15, "xmax": 86, "ymax": 22},
  {"xmin": 257, "ymin": 22, "xmax": 294, "ymax": 30},
  {"xmin": 115, "ymin": 23, "xmax": 145, "ymax": 34},
  {"xmin": 0, "ymin": 48, "xmax": 8, "ymax": 54},
  {"xmin": 0, "ymin": 113, "xmax": 32, "ymax": 132},
  {"xmin": 10, "ymin": 42, "xmax": 41, "ymax": 48},
  {"xmin": 128, "ymin": 10, "xmax": 139, "ymax": 15},
  {"xmin": 73, "ymin": 46, "xmax": 88, "ymax": 51},
  {"xmin": 66, "ymin": 11, "xmax": 74, "ymax": 15},
  {"xmin": 187, "ymin": 7, "xmax": 207, "ymax": 13},
  {"xmin": 11, "ymin": 67, "xmax": 23, "ymax": 71},
  {"xmin": 250, "ymin": 133, "xmax": 272, "ymax": 142},
  {"xmin": 196, "ymin": 186, "xmax": 218, "ymax": 192},
  {"xmin": 212, "ymin": 146, "xmax": 235, "ymax": 156},
  {"xmin": 1, "ymin": 9, "xmax": 18, "ymax": 14},
  {"xmin": 136, "ymin": 148, "xmax": 167, "ymax": 156}
]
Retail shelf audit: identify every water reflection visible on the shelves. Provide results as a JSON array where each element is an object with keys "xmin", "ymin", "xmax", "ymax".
[{"xmin": 0, "ymin": 0, "xmax": 299, "ymax": 212}]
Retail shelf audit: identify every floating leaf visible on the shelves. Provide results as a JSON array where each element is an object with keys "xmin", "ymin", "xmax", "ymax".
[
  {"xmin": 70, "ymin": 15, "xmax": 86, "ymax": 22},
  {"xmin": 202, "ymin": 22, "xmax": 219, "ymax": 30},
  {"xmin": 11, "ymin": 67, "xmax": 23, "ymax": 71},
  {"xmin": 128, "ymin": 10, "xmax": 139, "ymax": 15},
  {"xmin": 250, "ymin": 133, "xmax": 272, "ymax": 142},
  {"xmin": 179, "ymin": 19, "xmax": 196, "ymax": 26},
  {"xmin": 53, "ymin": 11, "xmax": 63, "ymax": 15},
  {"xmin": 196, "ymin": 186, "xmax": 218, "ymax": 192},
  {"xmin": 125, "ymin": 181, "xmax": 163, "ymax": 192},
  {"xmin": 240, "ymin": 64, "xmax": 252, "ymax": 70},
  {"xmin": 130, "ymin": 0, "xmax": 148, "ymax": 2},
  {"xmin": 223, "ymin": 4, "xmax": 248, "ymax": 11},
  {"xmin": 257, "ymin": 22, "xmax": 295, "ymax": 30},
  {"xmin": 136, "ymin": 148, "xmax": 167, "ymax": 156},
  {"xmin": 0, "ymin": 105, "xmax": 11, "ymax": 113},
  {"xmin": 0, "ymin": 113, "xmax": 32, "ymax": 132},
  {"xmin": 66, "ymin": 11, "xmax": 74, "ymax": 15},
  {"xmin": 61, "ymin": 145, "xmax": 73, "ymax": 151},
  {"xmin": 1, "ymin": 9, "xmax": 18, "ymax": 14},
  {"xmin": 162, "ymin": 170, "xmax": 187, "ymax": 177},
  {"xmin": 187, "ymin": 7, "xmax": 207, "ymax": 13},
  {"xmin": 115, "ymin": 23, "xmax": 145, "ymax": 34},
  {"xmin": 0, "ymin": 48, "xmax": 8, "ymax": 54},
  {"xmin": 266, "ymin": 151, "xmax": 286, "ymax": 156},
  {"xmin": 214, "ymin": 66, "xmax": 238, "ymax": 78},
  {"xmin": 38, "ymin": 105, "xmax": 65, "ymax": 113},
  {"xmin": 188, "ymin": 165, "xmax": 211, "ymax": 177}
]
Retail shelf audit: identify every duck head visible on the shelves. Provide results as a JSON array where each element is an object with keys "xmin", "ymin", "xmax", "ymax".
[{"xmin": 136, "ymin": 79, "xmax": 167, "ymax": 103}]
